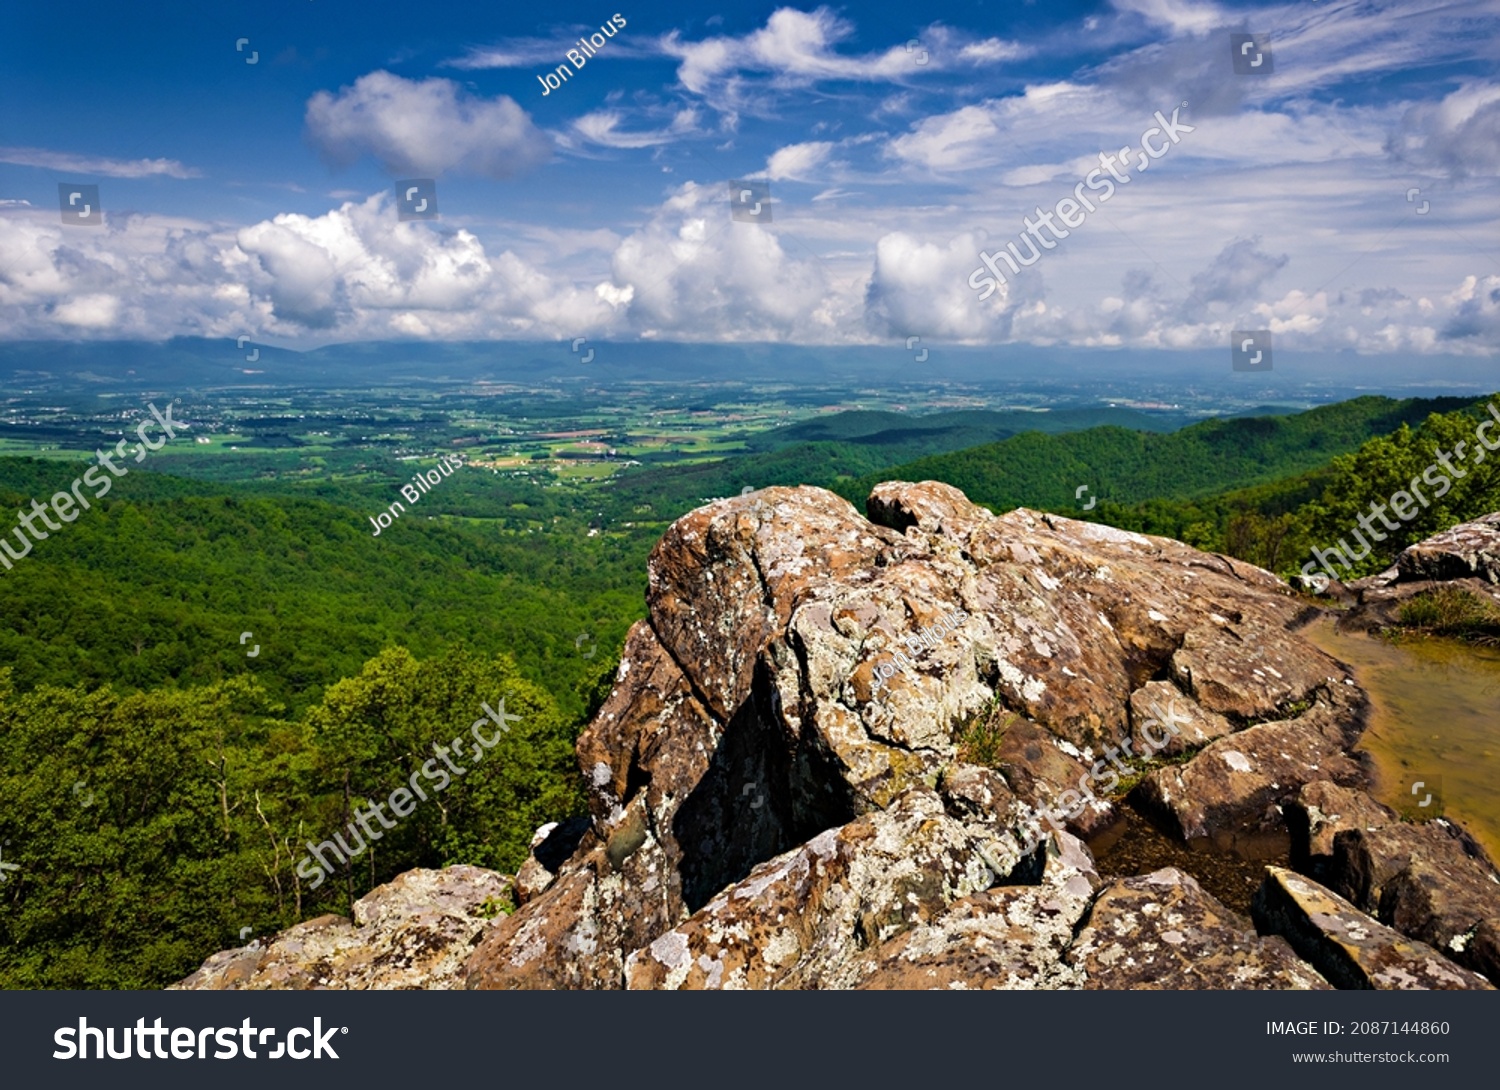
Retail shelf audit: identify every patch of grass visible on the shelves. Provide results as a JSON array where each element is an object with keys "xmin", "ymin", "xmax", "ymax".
[
  {"xmin": 1111, "ymin": 745, "xmax": 1199, "ymax": 798},
  {"xmin": 1394, "ymin": 586, "xmax": 1500, "ymax": 646},
  {"xmin": 956, "ymin": 702, "xmax": 1016, "ymax": 768},
  {"xmin": 475, "ymin": 893, "xmax": 516, "ymax": 919}
]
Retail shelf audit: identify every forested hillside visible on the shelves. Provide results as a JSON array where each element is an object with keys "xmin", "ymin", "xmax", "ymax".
[
  {"xmin": 1100, "ymin": 397, "xmax": 1500, "ymax": 580},
  {"xmin": 0, "ymin": 459, "xmax": 642, "ymax": 718},
  {"xmin": 599, "ymin": 406, "xmax": 1193, "ymax": 517},
  {"xmin": 834, "ymin": 395, "xmax": 1477, "ymax": 513},
  {"xmin": 0, "ymin": 648, "xmax": 586, "ymax": 988}
]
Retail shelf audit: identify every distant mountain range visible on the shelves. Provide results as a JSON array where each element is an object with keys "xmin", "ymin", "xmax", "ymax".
[{"xmin": 3, "ymin": 339, "xmax": 1496, "ymax": 400}]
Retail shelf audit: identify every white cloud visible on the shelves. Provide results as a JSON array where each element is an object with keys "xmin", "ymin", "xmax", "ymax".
[
  {"xmin": 0, "ymin": 195, "xmax": 623, "ymax": 342},
  {"xmin": 957, "ymin": 38, "xmax": 1032, "ymax": 63},
  {"xmin": 567, "ymin": 109, "xmax": 700, "ymax": 149},
  {"xmin": 1440, "ymin": 274, "xmax": 1500, "ymax": 342},
  {"xmin": 53, "ymin": 293, "xmax": 121, "ymax": 328},
  {"xmin": 445, "ymin": 20, "xmax": 652, "ymax": 70},
  {"xmin": 661, "ymin": 6, "xmax": 932, "ymax": 113},
  {"xmin": 0, "ymin": 146, "xmax": 199, "ymax": 179},
  {"xmin": 606, "ymin": 181, "xmax": 848, "ymax": 341},
  {"xmin": 1109, "ymin": 0, "xmax": 1225, "ymax": 36},
  {"xmin": 0, "ymin": 218, "xmax": 69, "ymax": 305},
  {"xmin": 305, "ymin": 71, "xmax": 552, "ymax": 178},
  {"xmin": 766, "ymin": 141, "xmax": 833, "ymax": 181},
  {"xmin": 887, "ymin": 105, "xmax": 1005, "ymax": 173},
  {"xmin": 446, "ymin": 41, "xmax": 570, "ymax": 70},
  {"xmin": 4, "ymin": 0, "xmax": 1500, "ymax": 361},
  {"xmin": 0, "ymin": 184, "xmax": 1496, "ymax": 355},
  {"xmin": 1188, "ymin": 238, "xmax": 1290, "ymax": 308}
]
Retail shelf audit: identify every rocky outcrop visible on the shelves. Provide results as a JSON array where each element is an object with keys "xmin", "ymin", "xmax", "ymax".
[
  {"xmin": 622, "ymin": 788, "xmax": 1030, "ymax": 990},
  {"xmin": 1252, "ymin": 867, "xmax": 1492, "ymax": 990},
  {"xmin": 466, "ymin": 482, "xmax": 1451, "ymax": 990},
  {"xmin": 1129, "ymin": 680, "xmax": 1232, "ymax": 756},
  {"xmin": 174, "ymin": 867, "xmax": 511, "ymax": 990},
  {"xmin": 852, "ymin": 831, "xmax": 1100, "ymax": 990},
  {"xmin": 514, "ymin": 817, "xmax": 590, "ymax": 905},
  {"xmin": 1396, "ymin": 511, "xmax": 1500, "ymax": 584},
  {"xmin": 1336, "ymin": 512, "xmax": 1500, "ymax": 631},
  {"xmin": 177, "ymin": 484, "xmax": 1500, "ymax": 991}
]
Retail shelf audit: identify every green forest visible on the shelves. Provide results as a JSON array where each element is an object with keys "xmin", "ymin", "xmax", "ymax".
[{"xmin": 2, "ymin": 390, "xmax": 1498, "ymax": 988}]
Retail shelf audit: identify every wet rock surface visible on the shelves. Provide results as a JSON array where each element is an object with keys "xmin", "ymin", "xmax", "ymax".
[{"xmin": 180, "ymin": 485, "xmax": 1500, "ymax": 991}]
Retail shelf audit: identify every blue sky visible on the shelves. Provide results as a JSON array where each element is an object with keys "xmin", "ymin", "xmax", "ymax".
[{"xmin": 2, "ymin": 0, "xmax": 1497, "ymax": 354}]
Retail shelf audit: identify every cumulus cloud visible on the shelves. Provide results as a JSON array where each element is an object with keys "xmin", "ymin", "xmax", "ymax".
[
  {"xmin": 3, "ymin": 0, "xmax": 1499, "ymax": 359},
  {"xmin": 607, "ymin": 181, "xmax": 847, "ymax": 341},
  {"xmin": 236, "ymin": 216, "xmax": 351, "ymax": 329},
  {"xmin": 305, "ymin": 71, "xmax": 552, "ymax": 178},
  {"xmin": 1441, "ymin": 274, "xmax": 1500, "ymax": 341},
  {"xmin": 53, "ymin": 293, "xmax": 122, "ymax": 328},
  {"xmin": 0, "ymin": 195, "xmax": 625, "ymax": 342},
  {"xmin": 886, "ymin": 105, "xmax": 1006, "ymax": 173},
  {"xmin": 1386, "ymin": 82, "xmax": 1500, "ymax": 177},
  {"xmin": 0, "ymin": 188, "xmax": 1496, "ymax": 355},
  {"xmin": 231, "ymin": 195, "xmax": 623, "ymax": 336},
  {"xmin": 864, "ymin": 231, "xmax": 1030, "ymax": 341},
  {"xmin": 1187, "ymin": 237, "xmax": 1289, "ymax": 308},
  {"xmin": 0, "ymin": 146, "xmax": 199, "ymax": 179}
]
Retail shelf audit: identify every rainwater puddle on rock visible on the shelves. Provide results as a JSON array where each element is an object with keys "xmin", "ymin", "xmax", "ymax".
[
  {"xmin": 1304, "ymin": 617, "xmax": 1500, "ymax": 862},
  {"xmin": 1089, "ymin": 805, "xmax": 1278, "ymax": 916}
]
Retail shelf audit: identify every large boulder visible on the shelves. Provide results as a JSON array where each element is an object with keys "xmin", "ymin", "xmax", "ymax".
[
  {"xmin": 1134, "ymin": 691, "xmax": 1367, "ymax": 854},
  {"xmin": 1285, "ymin": 780, "xmax": 1395, "ymax": 871},
  {"xmin": 1066, "ymin": 868, "xmax": 1330, "ymax": 989},
  {"xmin": 1336, "ymin": 512, "xmax": 1500, "ymax": 631},
  {"xmin": 1396, "ymin": 511, "xmax": 1500, "ymax": 584},
  {"xmin": 852, "ymin": 830, "xmax": 1100, "ymax": 990},
  {"xmin": 1379, "ymin": 863, "xmax": 1500, "ymax": 986},
  {"xmin": 1328, "ymin": 821, "xmax": 1493, "ymax": 910}
]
